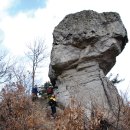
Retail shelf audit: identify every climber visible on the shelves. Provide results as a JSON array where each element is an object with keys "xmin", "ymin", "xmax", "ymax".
[
  {"xmin": 32, "ymin": 85, "xmax": 38, "ymax": 101},
  {"xmin": 44, "ymin": 81, "xmax": 52, "ymax": 90},
  {"xmin": 48, "ymin": 94, "xmax": 57, "ymax": 118},
  {"xmin": 46, "ymin": 85, "xmax": 53, "ymax": 97}
]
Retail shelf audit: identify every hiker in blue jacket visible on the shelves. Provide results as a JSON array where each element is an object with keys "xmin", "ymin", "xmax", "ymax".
[{"xmin": 32, "ymin": 85, "xmax": 38, "ymax": 101}]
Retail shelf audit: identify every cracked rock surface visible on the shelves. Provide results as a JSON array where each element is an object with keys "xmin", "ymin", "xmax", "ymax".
[{"xmin": 49, "ymin": 10, "xmax": 128, "ymax": 115}]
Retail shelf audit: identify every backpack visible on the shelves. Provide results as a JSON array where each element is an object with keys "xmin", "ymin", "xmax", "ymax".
[{"xmin": 47, "ymin": 87, "xmax": 53, "ymax": 94}]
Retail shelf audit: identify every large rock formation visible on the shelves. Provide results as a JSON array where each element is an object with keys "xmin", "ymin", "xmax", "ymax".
[{"xmin": 49, "ymin": 10, "xmax": 128, "ymax": 115}]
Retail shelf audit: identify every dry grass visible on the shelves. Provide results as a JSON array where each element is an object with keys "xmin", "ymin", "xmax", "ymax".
[
  {"xmin": 118, "ymin": 101, "xmax": 130, "ymax": 130},
  {"xmin": 0, "ymin": 84, "xmax": 49, "ymax": 130},
  {"xmin": 55, "ymin": 99, "xmax": 85, "ymax": 130},
  {"xmin": 0, "ymin": 84, "xmax": 130, "ymax": 130},
  {"xmin": 54, "ymin": 98, "xmax": 130, "ymax": 130}
]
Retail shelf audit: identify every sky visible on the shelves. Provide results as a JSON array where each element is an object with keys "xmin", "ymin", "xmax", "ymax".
[{"xmin": 0, "ymin": 0, "xmax": 130, "ymax": 97}]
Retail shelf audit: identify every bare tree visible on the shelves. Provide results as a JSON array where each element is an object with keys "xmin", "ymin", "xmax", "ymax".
[
  {"xmin": 0, "ymin": 50, "xmax": 13, "ymax": 84},
  {"xmin": 25, "ymin": 39, "xmax": 48, "ymax": 88},
  {"xmin": 10, "ymin": 62, "xmax": 32, "ymax": 94},
  {"xmin": 108, "ymin": 73, "xmax": 124, "ymax": 85}
]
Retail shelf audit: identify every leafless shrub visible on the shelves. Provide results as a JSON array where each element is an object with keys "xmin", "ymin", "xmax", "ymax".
[
  {"xmin": 54, "ymin": 96, "xmax": 130, "ymax": 130},
  {"xmin": 55, "ymin": 99, "xmax": 85, "ymax": 130},
  {"xmin": 0, "ymin": 83, "xmax": 48, "ymax": 130},
  {"xmin": 117, "ymin": 92, "xmax": 130, "ymax": 130},
  {"xmin": 0, "ymin": 83, "xmax": 130, "ymax": 130}
]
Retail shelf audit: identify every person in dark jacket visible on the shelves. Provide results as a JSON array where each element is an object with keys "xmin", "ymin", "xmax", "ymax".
[
  {"xmin": 44, "ymin": 81, "xmax": 52, "ymax": 89},
  {"xmin": 48, "ymin": 95, "xmax": 57, "ymax": 118},
  {"xmin": 32, "ymin": 85, "xmax": 38, "ymax": 101}
]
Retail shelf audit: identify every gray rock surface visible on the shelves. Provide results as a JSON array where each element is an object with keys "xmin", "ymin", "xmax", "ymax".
[{"xmin": 49, "ymin": 10, "xmax": 128, "ymax": 115}]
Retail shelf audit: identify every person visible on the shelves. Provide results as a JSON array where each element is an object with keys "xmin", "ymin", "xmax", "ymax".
[
  {"xmin": 46, "ymin": 85, "xmax": 53, "ymax": 97},
  {"xmin": 32, "ymin": 85, "xmax": 38, "ymax": 101},
  {"xmin": 44, "ymin": 81, "xmax": 52, "ymax": 90},
  {"xmin": 48, "ymin": 94, "xmax": 57, "ymax": 118}
]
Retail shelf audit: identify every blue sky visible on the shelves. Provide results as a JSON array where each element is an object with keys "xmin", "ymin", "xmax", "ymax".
[{"xmin": 8, "ymin": 0, "xmax": 47, "ymax": 15}]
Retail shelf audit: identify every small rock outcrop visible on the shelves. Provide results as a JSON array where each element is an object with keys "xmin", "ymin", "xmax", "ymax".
[{"xmin": 49, "ymin": 10, "xmax": 128, "ymax": 115}]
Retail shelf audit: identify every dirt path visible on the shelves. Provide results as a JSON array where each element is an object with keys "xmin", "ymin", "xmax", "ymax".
[{"xmin": 34, "ymin": 97, "xmax": 62, "ymax": 130}]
